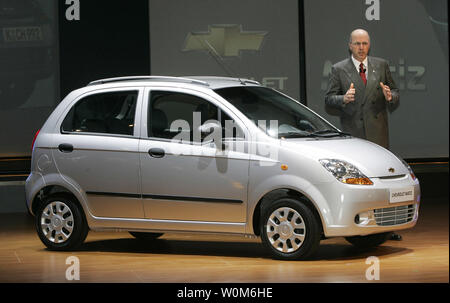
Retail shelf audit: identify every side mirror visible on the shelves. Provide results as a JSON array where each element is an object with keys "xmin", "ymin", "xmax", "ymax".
[{"xmin": 298, "ymin": 119, "xmax": 315, "ymax": 132}]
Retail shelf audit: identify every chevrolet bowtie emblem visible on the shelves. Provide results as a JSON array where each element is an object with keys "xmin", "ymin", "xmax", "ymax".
[
  {"xmin": 183, "ymin": 24, "xmax": 267, "ymax": 57},
  {"xmin": 388, "ymin": 168, "xmax": 395, "ymax": 173}
]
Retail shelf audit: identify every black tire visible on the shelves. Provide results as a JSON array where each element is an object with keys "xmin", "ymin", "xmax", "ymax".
[
  {"xmin": 260, "ymin": 197, "xmax": 321, "ymax": 260},
  {"xmin": 35, "ymin": 194, "xmax": 89, "ymax": 251},
  {"xmin": 345, "ymin": 232, "xmax": 391, "ymax": 249},
  {"xmin": 129, "ymin": 231, "xmax": 163, "ymax": 240}
]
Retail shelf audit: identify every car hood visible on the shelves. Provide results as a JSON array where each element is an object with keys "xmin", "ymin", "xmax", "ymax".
[{"xmin": 280, "ymin": 137, "xmax": 408, "ymax": 178}]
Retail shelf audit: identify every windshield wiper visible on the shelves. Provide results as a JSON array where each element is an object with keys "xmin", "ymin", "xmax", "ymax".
[
  {"xmin": 312, "ymin": 130, "xmax": 351, "ymax": 137},
  {"xmin": 278, "ymin": 130, "xmax": 351, "ymax": 139},
  {"xmin": 278, "ymin": 132, "xmax": 320, "ymax": 138}
]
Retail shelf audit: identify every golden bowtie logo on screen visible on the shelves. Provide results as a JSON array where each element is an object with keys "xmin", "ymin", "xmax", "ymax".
[{"xmin": 183, "ymin": 24, "xmax": 267, "ymax": 57}]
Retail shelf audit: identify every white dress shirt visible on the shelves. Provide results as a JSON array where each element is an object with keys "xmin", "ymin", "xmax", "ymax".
[{"xmin": 351, "ymin": 55, "xmax": 368, "ymax": 78}]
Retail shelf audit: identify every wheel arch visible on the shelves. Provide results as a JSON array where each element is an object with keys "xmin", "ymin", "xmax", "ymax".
[
  {"xmin": 31, "ymin": 185, "xmax": 81, "ymax": 216},
  {"xmin": 251, "ymin": 188, "xmax": 324, "ymax": 237},
  {"xmin": 27, "ymin": 172, "xmax": 93, "ymax": 220}
]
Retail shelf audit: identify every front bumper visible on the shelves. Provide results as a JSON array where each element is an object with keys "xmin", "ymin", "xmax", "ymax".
[{"xmin": 314, "ymin": 174, "xmax": 420, "ymax": 237}]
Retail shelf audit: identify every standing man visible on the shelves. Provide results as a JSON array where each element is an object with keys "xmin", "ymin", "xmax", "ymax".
[
  {"xmin": 326, "ymin": 29, "xmax": 402, "ymax": 241},
  {"xmin": 325, "ymin": 29, "xmax": 399, "ymax": 149}
]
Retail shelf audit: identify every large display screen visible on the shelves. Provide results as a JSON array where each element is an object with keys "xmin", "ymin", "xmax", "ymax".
[
  {"xmin": 149, "ymin": 0, "xmax": 301, "ymax": 101},
  {"xmin": 0, "ymin": 0, "xmax": 447, "ymax": 160},
  {"xmin": 0, "ymin": 0, "xmax": 59, "ymax": 157}
]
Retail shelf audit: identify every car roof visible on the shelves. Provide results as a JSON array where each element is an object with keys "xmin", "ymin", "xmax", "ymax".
[{"xmin": 87, "ymin": 76, "xmax": 261, "ymax": 90}]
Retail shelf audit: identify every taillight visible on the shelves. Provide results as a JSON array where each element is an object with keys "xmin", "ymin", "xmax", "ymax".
[{"xmin": 31, "ymin": 129, "xmax": 41, "ymax": 151}]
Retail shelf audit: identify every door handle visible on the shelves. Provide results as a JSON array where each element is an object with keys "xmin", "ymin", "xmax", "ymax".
[
  {"xmin": 148, "ymin": 148, "xmax": 165, "ymax": 158},
  {"xmin": 58, "ymin": 143, "xmax": 74, "ymax": 153}
]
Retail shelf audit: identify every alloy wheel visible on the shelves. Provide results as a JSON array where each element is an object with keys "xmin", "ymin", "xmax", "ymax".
[
  {"xmin": 40, "ymin": 201, "xmax": 74, "ymax": 244},
  {"xmin": 266, "ymin": 207, "xmax": 306, "ymax": 253}
]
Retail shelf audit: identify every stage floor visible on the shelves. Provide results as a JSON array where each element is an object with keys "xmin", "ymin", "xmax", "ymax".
[{"xmin": 0, "ymin": 198, "xmax": 448, "ymax": 283}]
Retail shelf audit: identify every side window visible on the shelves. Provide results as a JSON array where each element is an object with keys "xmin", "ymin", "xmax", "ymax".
[
  {"xmin": 148, "ymin": 91, "xmax": 244, "ymax": 143},
  {"xmin": 62, "ymin": 91, "xmax": 138, "ymax": 136},
  {"xmin": 148, "ymin": 91, "xmax": 218, "ymax": 142}
]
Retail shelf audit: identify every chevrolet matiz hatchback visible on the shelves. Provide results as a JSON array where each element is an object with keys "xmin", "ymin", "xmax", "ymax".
[{"xmin": 26, "ymin": 76, "xmax": 420, "ymax": 260}]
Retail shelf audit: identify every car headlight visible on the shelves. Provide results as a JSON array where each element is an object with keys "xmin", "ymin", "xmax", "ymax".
[
  {"xmin": 399, "ymin": 158, "xmax": 417, "ymax": 181},
  {"xmin": 319, "ymin": 159, "xmax": 373, "ymax": 185}
]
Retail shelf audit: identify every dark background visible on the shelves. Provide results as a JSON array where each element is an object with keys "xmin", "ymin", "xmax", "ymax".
[
  {"xmin": 58, "ymin": 0, "xmax": 150, "ymax": 97},
  {"xmin": 0, "ymin": 0, "xmax": 447, "ymax": 181}
]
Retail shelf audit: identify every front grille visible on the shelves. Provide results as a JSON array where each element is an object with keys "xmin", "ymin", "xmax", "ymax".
[{"xmin": 374, "ymin": 204, "xmax": 415, "ymax": 226}]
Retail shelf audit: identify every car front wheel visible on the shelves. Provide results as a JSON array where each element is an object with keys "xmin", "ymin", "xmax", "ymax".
[{"xmin": 260, "ymin": 197, "xmax": 321, "ymax": 260}]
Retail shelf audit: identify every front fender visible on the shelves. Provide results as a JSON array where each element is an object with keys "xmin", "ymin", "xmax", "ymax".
[{"xmin": 247, "ymin": 173, "xmax": 334, "ymax": 235}]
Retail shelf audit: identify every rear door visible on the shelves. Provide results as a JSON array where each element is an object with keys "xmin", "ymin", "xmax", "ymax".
[{"xmin": 52, "ymin": 87, "xmax": 144, "ymax": 218}]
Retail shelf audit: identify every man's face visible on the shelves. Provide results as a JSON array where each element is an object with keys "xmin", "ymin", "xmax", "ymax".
[{"xmin": 349, "ymin": 31, "xmax": 370, "ymax": 62}]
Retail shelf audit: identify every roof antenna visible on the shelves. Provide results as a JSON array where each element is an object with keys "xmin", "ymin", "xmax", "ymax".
[{"xmin": 198, "ymin": 37, "xmax": 246, "ymax": 85}]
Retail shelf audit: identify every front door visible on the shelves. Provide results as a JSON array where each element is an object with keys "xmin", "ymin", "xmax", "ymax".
[{"xmin": 139, "ymin": 88, "xmax": 249, "ymax": 223}]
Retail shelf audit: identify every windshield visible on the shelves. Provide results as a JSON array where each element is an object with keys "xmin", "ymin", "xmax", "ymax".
[{"xmin": 215, "ymin": 86, "xmax": 343, "ymax": 139}]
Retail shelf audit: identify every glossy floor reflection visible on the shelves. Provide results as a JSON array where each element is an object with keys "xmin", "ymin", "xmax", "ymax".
[{"xmin": 0, "ymin": 198, "xmax": 448, "ymax": 283}]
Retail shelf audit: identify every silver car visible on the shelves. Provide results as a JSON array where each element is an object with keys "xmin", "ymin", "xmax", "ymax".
[{"xmin": 26, "ymin": 76, "xmax": 420, "ymax": 260}]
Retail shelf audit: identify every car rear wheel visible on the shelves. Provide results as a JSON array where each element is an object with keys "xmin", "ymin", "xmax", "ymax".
[
  {"xmin": 260, "ymin": 197, "xmax": 321, "ymax": 260},
  {"xmin": 35, "ymin": 194, "xmax": 89, "ymax": 251},
  {"xmin": 345, "ymin": 232, "xmax": 391, "ymax": 249},
  {"xmin": 129, "ymin": 231, "xmax": 163, "ymax": 240}
]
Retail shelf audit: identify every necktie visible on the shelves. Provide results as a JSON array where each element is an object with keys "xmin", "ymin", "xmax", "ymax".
[{"xmin": 359, "ymin": 63, "xmax": 367, "ymax": 85}]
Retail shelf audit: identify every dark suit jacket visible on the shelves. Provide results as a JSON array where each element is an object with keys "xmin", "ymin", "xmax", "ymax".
[{"xmin": 325, "ymin": 56, "xmax": 399, "ymax": 149}]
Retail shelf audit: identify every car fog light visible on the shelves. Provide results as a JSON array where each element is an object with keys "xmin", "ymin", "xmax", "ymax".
[{"xmin": 355, "ymin": 211, "xmax": 372, "ymax": 225}]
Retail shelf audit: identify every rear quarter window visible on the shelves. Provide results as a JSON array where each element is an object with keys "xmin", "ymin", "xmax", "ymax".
[{"xmin": 61, "ymin": 90, "xmax": 138, "ymax": 136}]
